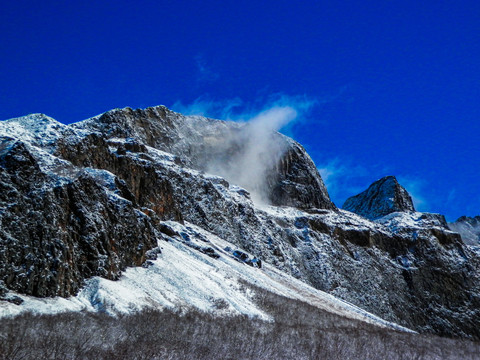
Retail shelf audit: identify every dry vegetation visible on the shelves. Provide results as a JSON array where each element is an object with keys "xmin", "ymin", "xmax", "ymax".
[{"xmin": 1, "ymin": 285, "xmax": 479, "ymax": 359}]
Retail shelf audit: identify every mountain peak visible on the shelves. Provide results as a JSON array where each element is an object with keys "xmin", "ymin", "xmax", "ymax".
[
  {"xmin": 449, "ymin": 215, "xmax": 480, "ymax": 245},
  {"xmin": 342, "ymin": 175, "xmax": 415, "ymax": 220},
  {"xmin": 0, "ymin": 113, "xmax": 67, "ymax": 151},
  {"xmin": 74, "ymin": 106, "xmax": 335, "ymax": 210}
]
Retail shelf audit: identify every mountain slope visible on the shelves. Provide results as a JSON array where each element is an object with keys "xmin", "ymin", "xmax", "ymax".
[
  {"xmin": 0, "ymin": 219, "xmax": 410, "ymax": 334},
  {"xmin": 1, "ymin": 106, "xmax": 480, "ymax": 340},
  {"xmin": 449, "ymin": 216, "xmax": 480, "ymax": 246}
]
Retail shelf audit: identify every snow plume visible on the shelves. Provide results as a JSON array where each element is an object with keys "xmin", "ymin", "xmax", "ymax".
[
  {"xmin": 172, "ymin": 94, "xmax": 316, "ymax": 125},
  {"xmin": 172, "ymin": 97, "xmax": 244, "ymax": 118},
  {"xmin": 207, "ymin": 106, "xmax": 298, "ymax": 204},
  {"xmin": 173, "ymin": 95, "xmax": 316, "ymax": 204}
]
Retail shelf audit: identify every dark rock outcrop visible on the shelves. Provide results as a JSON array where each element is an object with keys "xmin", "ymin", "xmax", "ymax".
[
  {"xmin": 270, "ymin": 140, "xmax": 333, "ymax": 210},
  {"xmin": 0, "ymin": 138, "xmax": 158, "ymax": 297},
  {"xmin": 342, "ymin": 176, "xmax": 415, "ymax": 220}
]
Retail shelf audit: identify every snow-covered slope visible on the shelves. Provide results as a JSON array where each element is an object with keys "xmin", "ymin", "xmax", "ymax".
[
  {"xmin": 0, "ymin": 220, "xmax": 411, "ymax": 333},
  {"xmin": 1, "ymin": 105, "xmax": 480, "ymax": 340},
  {"xmin": 0, "ymin": 113, "xmax": 66, "ymax": 150},
  {"xmin": 449, "ymin": 216, "xmax": 480, "ymax": 246}
]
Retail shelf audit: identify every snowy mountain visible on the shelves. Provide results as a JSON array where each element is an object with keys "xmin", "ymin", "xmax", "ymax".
[
  {"xmin": 342, "ymin": 175, "xmax": 415, "ymax": 220},
  {"xmin": 449, "ymin": 216, "xmax": 480, "ymax": 246},
  {"xmin": 1, "ymin": 106, "xmax": 480, "ymax": 341}
]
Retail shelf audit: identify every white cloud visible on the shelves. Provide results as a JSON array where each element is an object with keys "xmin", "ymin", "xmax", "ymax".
[
  {"xmin": 172, "ymin": 94, "xmax": 317, "ymax": 123},
  {"xmin": 171, "ymin": 97, "xmax": 243, "ymax": 118}
]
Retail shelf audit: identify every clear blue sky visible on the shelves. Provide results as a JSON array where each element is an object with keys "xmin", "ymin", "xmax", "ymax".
[{"xmin": 1, "ymin": 1, "xmax": 479, "ymax": 220}]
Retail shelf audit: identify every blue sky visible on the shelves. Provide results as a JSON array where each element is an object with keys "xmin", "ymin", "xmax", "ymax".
[{"xmin": 1, "ymin": 1, "xmax": 479, "ymax": 220}]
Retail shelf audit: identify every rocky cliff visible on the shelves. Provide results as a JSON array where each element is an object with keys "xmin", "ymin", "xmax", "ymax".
[{"xmin": 1, "ymin": 106, "xmax": 479, "ymax": 340}]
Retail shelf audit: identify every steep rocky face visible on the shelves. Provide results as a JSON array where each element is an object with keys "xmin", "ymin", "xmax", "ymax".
[
  {"xmin": 0, "ymin": 107, "xmax": 333, "ymax": 298},
  {"xmin": 270, "ymin": 140, "xmax": 333, "ymax": 209},
  {"xmin": 342, "ymin": 176, "xmax": 415, "ymax": 220},
  {"xmin": 0, "ymin": 137, "xmax": 158, "ymax": 297},
  {"xmin": 449, "ymin": 216, "xmax": 480, "ymax": 245},
  {"xmin": 1, "ymin": 107, "xmax": 480, "ymax": 340}
]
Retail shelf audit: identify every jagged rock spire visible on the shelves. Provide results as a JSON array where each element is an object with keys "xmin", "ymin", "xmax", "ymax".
[{"xmin": 342, "ymin": 176, "xmax": 415, "ymax": 220}]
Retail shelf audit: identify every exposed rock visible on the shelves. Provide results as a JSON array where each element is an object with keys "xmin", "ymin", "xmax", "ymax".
[
  {"xmin": 0, "ymin": 137, "xmax": 158, "ymax": 297},
  {"xmin": 270, "ymin": 140, "xmax": 334, "ymax": 210},
  {"xmin": 0, "ymin": 280, "xmax": 7, "ymax": 297},
  {"xmin": 342, "ymin": 176, "xmax": 415, "ymax": 220},
  {"xmin": 224, "ymin": 247, "xmax": 262, "ymax": 268},
  {"xmin": 73, "ymin": 107, "xmax": 335, "ymax": 210},
  {"xmin": 1, "ymin": 107, "xmax": 480, "ymax": 341}
]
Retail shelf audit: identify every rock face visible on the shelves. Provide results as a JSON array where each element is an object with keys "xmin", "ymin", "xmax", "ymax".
[
  {"xmin": 270, "ymin": 140, "xmax": 333, "ymax": 209},
  {"xmin": 0, "ymin": 136, "xmax": 159, "ymax": 297},
  {"xmin": 342, "ymin": 176, "xmax": 415, "ymax": 220},
  {"xmin": 1, "ymin": 107, "xmax": 480, "ymax": 340},
  {"xmin": 449, "ymin": 216, "xmax": 480, "ymax": 245},
  {"xmin": 75, "ymin": 107, "xmax": 335, "ymax": 211},
  {"xmin": 0, "ymin": 108, "xmax": 333, "ymax": 298}
]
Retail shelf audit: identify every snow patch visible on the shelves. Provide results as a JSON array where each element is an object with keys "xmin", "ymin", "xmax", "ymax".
[{"xmin": 0, "ymin": 221, "xmax": 412, "ymax": 332}]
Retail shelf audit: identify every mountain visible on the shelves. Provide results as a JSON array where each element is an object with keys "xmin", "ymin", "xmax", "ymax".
[
  {"xmin": 1, "ymin": 106, "xmax": 480, "ymax": 342},
  {"xmin": 342, "ymin": 175, "xmax": 415, "ymax": 220},
  {"xmin": 449, "ymin": 216, "xmax": 480, "ymax": 246}
]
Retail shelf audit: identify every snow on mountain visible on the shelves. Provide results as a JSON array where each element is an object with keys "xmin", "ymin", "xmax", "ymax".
[
  {"xmin": 0, "ymin": 113, "xmax": 68, "ymax": 150},
  {"xmin": 0, "ymin": 219, "xmax": 411, "ymax": 333},
  {"xmin": 376, "ymin": 211, "xmax": 450, "ymax": 234},
  {"xmin": 1, "ymin": 106, "xmax": 480, "ymax": 340},
  {"xmin": 343, "ymin": 175, "xmax": 415, "ymax": 220},
  {"xmin": 449, "ymin": 216, "xmax": 480, "ymax": 246}
]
